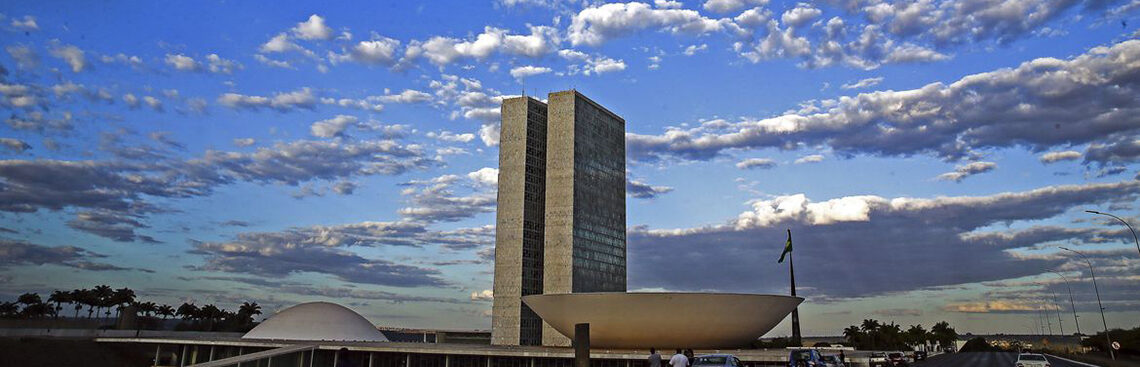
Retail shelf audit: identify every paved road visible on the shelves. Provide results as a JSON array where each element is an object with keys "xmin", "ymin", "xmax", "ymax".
[{"xmin": 913, "ymin": 352, "xmax": 1096, "ymax": 367}]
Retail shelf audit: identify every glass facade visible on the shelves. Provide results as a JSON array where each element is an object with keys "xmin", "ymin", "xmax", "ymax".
[
  {"xmin": 570, "ymin": 96, "xmax": 627, "ymax": 293},
  {"xmin": 519, "ymin": 99, "xmax": 547, "ymax": 346}
]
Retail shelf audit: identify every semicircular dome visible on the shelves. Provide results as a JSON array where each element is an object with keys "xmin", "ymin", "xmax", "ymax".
[
  {"xmin": 523, "ymin": 292, "xmax": 802, "ymax": 349},
  {"xmin": 242, "ymin": 301, "xmax": 389, "ymax": 342}
]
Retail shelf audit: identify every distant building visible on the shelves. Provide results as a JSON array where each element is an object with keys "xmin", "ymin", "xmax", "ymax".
[{"xmin": 492, "ymin": 90, "xmax": 627, "ymax": 347}]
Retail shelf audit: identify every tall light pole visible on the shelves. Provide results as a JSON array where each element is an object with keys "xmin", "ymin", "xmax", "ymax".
[
  {"xmin": 1049, "ymin": 288, "xmax": 1064, "ymax": 336},
  {"xmin": 1052, "ymin": 271, "xmax": 1081, "ymax": 336},
  {"xmin": 1085, "ymin": 210, "xmax": 1140, "ymax": 259},
  {"xmin": 1060, "ymin": 247, "xmax": 1114, "ymax": 360}
]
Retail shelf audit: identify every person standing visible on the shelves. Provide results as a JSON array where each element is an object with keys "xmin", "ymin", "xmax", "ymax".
[
  {"xmin": 648, "ymin": 348, "xmax": 662, "ymax": 367},
  {"xmin": 838, "ymin": 350, "xmax": 846, "ymax": 365},
  {"xmin": 684, "ymin": 349, "xmax": 695, "ymax": 366},
  {"xmin": 669, "ymin": 349, "xmax": 688, "ymax": 367}
]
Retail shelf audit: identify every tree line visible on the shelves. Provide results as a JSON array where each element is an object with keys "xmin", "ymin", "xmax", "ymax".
[
  {"xmin": 841, "ymin": 319, "xmax": 958, "ymax": 351},
  {"xmin": 0, "ymin": 285, "xmax": 262, "ymax": 332}
]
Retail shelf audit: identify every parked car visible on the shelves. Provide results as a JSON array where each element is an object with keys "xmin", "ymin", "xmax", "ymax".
[
  {"xmin": 912, "ymin": 351, "xmax": 927, "ymax": 361},
  {"xmin": 887, "ymin": 352, "xmax": 908, "ymax": 366},
  {"xmin": 868, "ymin": 352, "xmax": 888, "ymax": 367},
  {"xmin": 1015, "ymin": 353, "xmax": 1051, "ymax": 367},
  {"xmin": 820, "ymin": 355, "xmax": 845, "ymax": 367},
  {"xmin": 787, "ymin": 349, "xmax": 825, "ymax": 367},
  {"xmin": 692, "ymin": 354, "xmax": 743, "ymax": 367}
]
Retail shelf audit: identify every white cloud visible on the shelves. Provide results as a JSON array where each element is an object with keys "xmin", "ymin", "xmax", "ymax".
[
  {"xmin": 413, "ymin": 26, "xmax": 559, "ymax": 66},
  {"xmin": 841, "ymin": 77, "xmax": 884, "ymax": 89},
  {"xmin": 1040, "ymin": 150, "xmax": 1082, "ymax": 164},
  {"xmin": 218, "ymin": 87, "xmax": 317, "ymax": 112},
  {"xmin": 683, "ymin": 44, "xmax": 708, "ymax": 55},
  {"xmin": 310, "ymin": 115, "xmax": 358, "ymax": 138},
  {"xmin": 736, "ymin": 157, "xmax": 776, "ymax": 169},
  {"xmin": 794, "ymin": 154, "xmax": 824, "ymax": 164},
  {"xmin": 49, "ymin": 43, "xmax": 86, "ymax": 72},
  {"xmin": 468, "ymin": 167, "xmax": 499, "ymax": 187},
  {"xmin": 122, "ymin": 93, "xmax": 140, "ymax": 109},
  {"xmin": 479, "ymin": 123, "xmax": 501, "ymax": 147},
  {"xmin": 293, "ymin": 14, "xmax": 334, "ymax": 40},
  {"xmin": 347, "ymin": 37, "xmax": 401, "ymax": 65},
  {"xmin": 254, "ymin": 54, "xmax": 293, "ymax": 69},
  {"xmin": 470, "ymin": 289, "xmax": 494, "ymax": 301},
  {"xmin": 206, "ymin": 54, "xmax": 241, "ymax": 74},
  {"xmin": 655, "ymin": 0, "xmax": 684, "ymax": 9},
  {"xmin": 568, "ymin": 2, "xmax": 726, "ymax": 46},
  {"xmin": 10, "ymin": 16, "xmax": 38, "ymax": 31},
  {"xmin": 375, "ymin": 89, "xmax": 432, "ymax": 104},
  {"xmin": 233, "ymin": 138, "xmax": 256, "ymax": 147},
  {"xmin": 427, "ymin": 131, "xmax": 476, "ymax": 143},
  {"xmin": 509, "ymin": 65, "xmax": 552, "ymax": 79},
  {"xmin": 781, "ymin": 3, "xmax": 822, "ymax": 28},
  {"xmin": 936, "ymin": 162, "xmax": 997, "ymax": 182},
  {"xmin": 142, "ymin": 96, "xmax": 163, "ymax": 112},
  {"xmin": 704, "ymin": 0, "xmax": 767, "ymax": 14},
  {"xmin": 165, "ymin": 54, "xmax": 201, "ymax": 71}
]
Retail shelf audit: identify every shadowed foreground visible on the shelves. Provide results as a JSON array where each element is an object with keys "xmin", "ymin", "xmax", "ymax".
[{"xmin": 0, "ymin": 337, "xmax": 152, "ymax": 367}]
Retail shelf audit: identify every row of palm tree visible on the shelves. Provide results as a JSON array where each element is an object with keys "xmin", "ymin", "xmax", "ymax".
[
  {"xmin": 841, "ymin": 319, "xmax": 958, "ymax": 351},
  {"xmin": 0, "ymin": 286, "xmax": 261, "ymax": 330}
]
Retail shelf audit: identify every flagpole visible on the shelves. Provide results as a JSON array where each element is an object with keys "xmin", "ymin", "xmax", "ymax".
[{"xmin": 788, "ymin": 229, "xmax": 802, "ymax": 346}]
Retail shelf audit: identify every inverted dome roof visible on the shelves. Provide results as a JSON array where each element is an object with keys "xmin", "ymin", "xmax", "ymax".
[{"xmin": 242, "ymin": 302, "xmax": 389, "ymax": 342}]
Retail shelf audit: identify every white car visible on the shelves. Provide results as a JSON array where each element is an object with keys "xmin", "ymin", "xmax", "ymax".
[{"xmin": 1015, "ymin": 353, "xmax": 1050, "ymax": 367}]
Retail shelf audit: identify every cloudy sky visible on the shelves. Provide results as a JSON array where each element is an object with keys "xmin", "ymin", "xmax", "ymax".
[{"xmin": 1, "ymin": 0, "xmax": 1139, "ymax": 336}]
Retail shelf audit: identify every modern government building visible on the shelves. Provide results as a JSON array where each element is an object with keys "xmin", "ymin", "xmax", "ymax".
[
  {"xmin": 493, "ymin": 90, "xmax": 628, "ymax": 347},
  {"xmin": 89, "ymin": 90, "xmax": 805, "ymax": 367}
]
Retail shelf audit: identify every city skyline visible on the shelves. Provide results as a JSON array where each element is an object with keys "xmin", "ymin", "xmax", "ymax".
[{"xmin": 0, "ymin": 0, "xmax": 1139, "ymax": 337}]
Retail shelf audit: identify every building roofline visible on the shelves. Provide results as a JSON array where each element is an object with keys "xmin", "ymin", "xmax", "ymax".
[{"xmin": 550, "ymin": 90, "xmax": 624, "ymax": 123}]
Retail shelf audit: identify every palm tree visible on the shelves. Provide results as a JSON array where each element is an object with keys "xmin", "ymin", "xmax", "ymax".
[
  {"xmin": 930, "ymin": 321, "xmax": 957, "ymax": 350},
  {"xmin": 47, "ymin": 289, "xmax": 70, "ymax": 319},
  {"xmin": 111, "ymin": 288, "xmax": 136, "ymax": 318},
  {"xmin": 157, "ymin": 305, "xmax": 175, "ymax": 320},
  {"xmin": 73, "ymin": 289, "xmax": 97, "ymax": 318},
  {"xmin": 92, "ymin": 285, "xmax": 113, "ymax": 319},
  {"xmin": 861, "ymin": 319, "xmax": 881, "ymax": 349},
  {"xmin": 843, "ymin": 325, "xmax": 863, "ymax": 346},
  {"xmin": 238, "ymin": 302, "xmax": 261, "ymax": 324},
  {"xmin": 200, "ymin": 304, "xmax": 222, "ymax": 330},
  {"xmin": 0, "ymin": 302, "xmax": 18, "ymax": 318},
  {"xmin": 17, "ymin": 292, "xmax": 42, "ymax": 306},
  {"xmin": 176, "ymin": 303, "xmax": 199, "ymax": 320}
]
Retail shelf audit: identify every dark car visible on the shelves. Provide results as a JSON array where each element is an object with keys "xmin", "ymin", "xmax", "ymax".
[
  {"xmin": 787, "ymin": 349, "xmax": 825, "ymax": 367},
  {"xmin": 868, "ymin": 352, "xmax": 888, "ymax": 367},
  {"xmin": 912, "ymin": 351, "xmax": 927, "ymax": 361},
  {"xmin": 887, "ymin": 352, "xmax": 908, "ymax": 367},
  {"xmin": 692, "ymin": 354, "xmax": 743, "ymax": 367}
]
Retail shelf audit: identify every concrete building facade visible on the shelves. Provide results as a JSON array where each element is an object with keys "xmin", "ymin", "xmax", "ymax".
[
  {"xmin": 492, "ymin": 96, "xmax": 548, "ymax": 346},
  {"xmin": 492, "ymin": 90, "xmax": 627, "ymax": 347}
]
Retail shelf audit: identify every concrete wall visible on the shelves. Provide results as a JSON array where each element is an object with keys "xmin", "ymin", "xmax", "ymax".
[
  {"xmin": 492, "ymin": 96, "xmax": 531, "ymax": 346},
  {"xmin": 542, "ymin": 91, "xmax": 577, "ymax": 347}
]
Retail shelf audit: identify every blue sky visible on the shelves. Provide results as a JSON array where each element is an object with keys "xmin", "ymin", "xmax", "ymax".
[{"xmin": 1, "ymin": 0, "xmax": 1139, "ymax": 336}]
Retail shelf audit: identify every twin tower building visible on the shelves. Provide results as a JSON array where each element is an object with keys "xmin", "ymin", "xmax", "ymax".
[{"xmin": 492, "ymin": 90, "xmax": 627, "ymax": 347}]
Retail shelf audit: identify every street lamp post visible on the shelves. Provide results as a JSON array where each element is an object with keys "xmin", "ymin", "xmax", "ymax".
[
  {"xmin": 1052, "ymin": 271, "xmax": 1081, "ymax": 336},
  {"xmin": 1060, "ymin": 247, "xmax": 1114, "ymax": 360},
  {"xmin": 1085, "ymin": 210, "xmax": 1140, "ymax": 259},
  {"xmin": 1049, "ymin": 288, "xmax": 1064, "ymax": 336}
]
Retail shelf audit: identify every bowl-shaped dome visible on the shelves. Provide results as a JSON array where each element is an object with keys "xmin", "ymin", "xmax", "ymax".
[
  {"xmin": 242, "ymin": 301, "xmax": 388, "ymax": 342},
  {"xmin": 523, "ymin": 293, "xmax": 802, "ymax": 348}
]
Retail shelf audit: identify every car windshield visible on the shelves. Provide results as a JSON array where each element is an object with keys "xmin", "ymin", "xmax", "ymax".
[
  {"xmin": 1019, "ymin": 355, "xmax": 1047, "ymax": 361},
  {"xmin": 821, "ymin": 356, "xmax": 837, "ymax": 362},
  {"xmin": 693, "ymin": 356, "xmax": 727, "ymax": 365},
  {"xmin": 888, "ymin": 353, "xmax": 903, "ymax": 358},
  {"xmin": 870, "ymin": 353, "xmax": 886, "ymax": 357},
  {"xmin": 792, "ymin": 351, "xmax": 813, "ymax": 360}
]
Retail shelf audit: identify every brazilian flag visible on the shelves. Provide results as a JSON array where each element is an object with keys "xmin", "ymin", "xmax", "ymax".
[{"xmin": 778, "ymin": 229, "xmax": 793, "ymax": 263}]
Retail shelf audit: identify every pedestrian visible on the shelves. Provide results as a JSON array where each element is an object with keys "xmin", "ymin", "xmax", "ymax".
[
  {"xmin": 648, "ymin": 348, "xmax": 662, "ymax": 367},
  {"xmin": 669, "ymin": 349, "xmax": 688, "ymax": 367},
  {"xmin": 684, "ymin": 349, "xmax": 694, "ymax": 366},
  {"xmin": 838, "ymin": 350, "xmax": 845, "ymax": 365}
]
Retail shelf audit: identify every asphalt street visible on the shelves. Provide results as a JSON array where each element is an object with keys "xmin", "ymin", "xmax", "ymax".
[{"xmin": 913, "ymin": 352, "xmax": 1096, "ymax": 367}]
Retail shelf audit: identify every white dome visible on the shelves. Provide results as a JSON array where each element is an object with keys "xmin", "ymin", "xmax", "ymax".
[{"xmin": 242, "ymin": 302, "xmax": 389, "ymax": 342}]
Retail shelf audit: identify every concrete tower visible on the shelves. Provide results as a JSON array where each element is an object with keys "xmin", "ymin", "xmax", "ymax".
[{"xmin": 491, "ymin": 90, "xmax": 627, "ymax": 347}]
